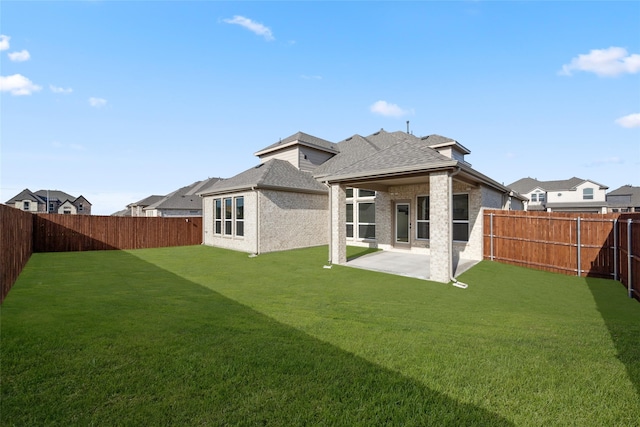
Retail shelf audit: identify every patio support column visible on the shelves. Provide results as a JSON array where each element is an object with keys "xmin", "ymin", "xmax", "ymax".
[
  {"xmin": 429, "ymin": 171, "xmax": 452, "ymax": 283},
  {"xmin": 329, "ymin": 183, "xmax": 346, "ymax": 264}
]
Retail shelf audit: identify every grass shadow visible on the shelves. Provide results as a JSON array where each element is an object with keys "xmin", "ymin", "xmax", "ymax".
[
  {"xmin": 586, "ymin": 277, "xmax": 640, "ymax": 397},
  {"xmin": 2, "ymin": 250, "xmax": 513, "ymax": 426}
]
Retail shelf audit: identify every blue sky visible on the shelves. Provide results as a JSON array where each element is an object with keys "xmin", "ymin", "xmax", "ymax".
[{"xmin": 2, "ymin": 1, "xmax": 639, "ymax": 215}]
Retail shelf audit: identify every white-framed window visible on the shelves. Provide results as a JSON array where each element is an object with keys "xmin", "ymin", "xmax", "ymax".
[
  {"xmin": 79, "ymin": 203, "xmax": 84, "ymax": 212},
  {"xmin": 49, "ymin": 202, "xmax": 54, "ymax": 212},
  {"xmin": 214, "ymin": 199, "xmax": 222, "ymax": 234},
  {"xmin": 345, "ymin": 187, "xmax": 376, "ymax": 240},
  {"xmin": 224, "ymin": 198, "xmax": 233, "ymax": 235},
  {"xmin": 583, "ymin": 188, "xmax": 594, "ymax": 200},
  {"xmin": 23, "ymin": 201, "xmax": 30, "ymax": 211},
  {"xmin": 530, "ymin": 193, "xmax": 537, "ymax": 202},
  {"xmin": 346, "ymin": 203, "xmax": 354, "ymax": 238},
  {"xmin": 452, "ymin": 194, "xmax": 469, "ymax": 242},
  {"xmin": 416, "ymin": 195, "xmax": 429, "ymax": 240},
  {"xmin": 235, "ymin": 197, "xmax": 244, "ymax": 237},
  {"xmin": 538, "ymin": 192, "xmax": 545, "ymax": 202},
  {"xmin": 358, "ymin": 202, "xmax": 376, "ymax": 239}
]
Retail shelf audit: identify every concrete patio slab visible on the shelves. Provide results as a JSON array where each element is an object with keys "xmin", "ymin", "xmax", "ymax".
[{"xmin": 344, "ymin": 250, "xmax": 479, "ymax": 281}]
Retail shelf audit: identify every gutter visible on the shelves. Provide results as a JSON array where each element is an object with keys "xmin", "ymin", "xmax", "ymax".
[
  {"xmin": 326, "ymin": 181, "xmax": 332, "ymax": 265},
  {"xmin": 448, "ymin": 166, "xmax": 461, "ymax": 280},
  {"xmin": 254, "ymin": 187, "xmax": 260, "ymax": 256},
  {"xmin": 323, "ymin": 160, "xmax": 459, "ymax": 183}
]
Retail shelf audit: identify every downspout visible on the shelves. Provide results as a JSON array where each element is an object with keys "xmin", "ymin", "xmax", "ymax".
[
  {"xmin": 448, "ymin": 166, "xmax": 468, "ymax": 288},
  {"xmin": 254, "ymin": 188, "xmax": 260, "ymax": 256}
]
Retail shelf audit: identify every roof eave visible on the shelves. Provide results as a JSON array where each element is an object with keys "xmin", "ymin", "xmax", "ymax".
[
  {"xmin": 199, "ymin": 184, "xmax": 327, "ymax": 197},
  {"xmin": 324, "ymin": 160, "xmax": 459, "ymax": 183}
]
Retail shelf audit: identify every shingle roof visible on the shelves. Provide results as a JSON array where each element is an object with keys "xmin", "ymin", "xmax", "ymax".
[
  {"xmin": 6, "ymin": 188, "xmax": 81, "ymax": 205},
  {"xmin": 5, "ymin": 189, "xmax": 42, "ymax": 204},
  {"xmin": 33, "ymin": 190, "xmax": 76, "ymax": 202},
  {"xmin": 254, "ymin": 131, "xmax": 338, "ymax": 157},
  {"xmin": 421, "ymin": 134, "xmax": 471, "ymax": 155},
  {"xmin": 607, "ymin": 185, "xmax": 640, "ymax": 206},
  {"xmin": 314, "ymin": 130, "xmax": 454, "ymax": 181},
  {"xmin": 128, "ymin": 195, "xmax": 164, "ymax": 208},
  {"xmin": 313, "ymin": 130, "xmax": 408, "ymax": 178},
  {"xmin": 146, "ymin": 178, "xmax": 221, "ymax": 211},
  {"xmin": 508, "ymin": 177, "xmax": 608, "ymax": 194},
  {"xmin": 198, "ymin": 159, "xmax": 328, "ymax": 196}
]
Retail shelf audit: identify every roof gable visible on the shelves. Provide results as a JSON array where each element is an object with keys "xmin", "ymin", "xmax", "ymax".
[
  {"xmin": 5, "ymin": 188, "xmax": 42, "ymax": 204},
  {"xmin": 254, "ymin": 131, "xmax": 338, "ymax": 158}
]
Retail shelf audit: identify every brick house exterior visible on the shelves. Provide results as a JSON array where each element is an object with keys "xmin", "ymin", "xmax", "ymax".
[{"xmin": 199, "ymin": 130, "xmax": 525, "ymax": 283}]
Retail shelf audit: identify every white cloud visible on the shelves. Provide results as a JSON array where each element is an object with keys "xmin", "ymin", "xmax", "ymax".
[
  {"xmin": 89, "ymin": 97, "xmax": 107, "ymax": 108},
  {"xmin": 8, "ymin": 49, "xmax": 30, "ymax": 62},
  {"xmin": 615, "ymin": 113, "xmax": 640, "ymax": 128},
  {"xmin": 559, "ymin": 47, "xmax": 640, "ymax": 77},
  {"xmin": 223, "ymin": 15, "xmax": 274, "ymax": 41},
  {"xmin": 370, "ymin": 100, "xmax": 412, "ymax": 117},
  {"xmin": 300, "ymin": 74, "xmax": 322, "ymax": 80},
  {"xmin": 586, "ymin": 157, "xmax": 623, "ymax": 167},
  {"xmin": 52, "ymin": 141, "xmax": 85, "ymax": 151},
  {"xmin": 0, "ymin": 74, "xmax": 42, "ymax": 96},
  {"xmin": 0, "ymin": 35, "xmax": 9, "ymax": 51},
  {"xmin": 50, "ymin": 84, "xmax": 73, "ymax": 94}
]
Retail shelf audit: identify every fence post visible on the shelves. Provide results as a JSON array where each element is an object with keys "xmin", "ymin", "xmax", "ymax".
[
  {"xmin": 576, "ymin": 217, "xmax": 581, "ymax": 276},
  {"xmin": 490, "ymin": 212, "xmax": 494, "ymax": 261},
  {"xmin": 628, "ymin": 219, "xmax": 633, "ymax": 299},
  {"xmin": 613, "ymin": 218, "xmax": 618, "ymax": 281}
]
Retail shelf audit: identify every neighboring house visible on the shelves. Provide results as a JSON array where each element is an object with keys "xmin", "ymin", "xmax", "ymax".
[
  {"xmin": 143, "ymin": 178, "xmax": 221, "ymax": 217},
  {"xmin": 5, "ymin": 189, "xmax": 91, "ymax": 215},
  {"xmin": 198, "ymin": 129, "xmax": 525, "ymax": 283},
  {"xmin": 606, "ymin": 185, "xmax": 640, "ymax": 213},
  {"xmin": 127, "ymin": 195, "xmax": 165, "ymax": 217},
  {"xmin": 508, "ymin": 177, "xmax": 608, "ymax": 213}
]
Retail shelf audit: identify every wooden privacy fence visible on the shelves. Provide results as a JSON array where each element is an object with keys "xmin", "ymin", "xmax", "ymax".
[
  {"xmin": 34, "ymin": 214, "xmax": 202, "ymax": 252},
  {"xmin": 0, "ymin": 205, "xmax": 33, "ymax": 303},
  {"xmin": 484, "ymin": 210, "xmax": 639, "ymax": 301},
  {"xmin": 0, "ymin": 206, "xmax": 203, "ymax": 303}
]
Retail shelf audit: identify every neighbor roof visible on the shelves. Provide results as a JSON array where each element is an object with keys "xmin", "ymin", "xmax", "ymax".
[
  {"xmin": 5, "ymin": 189, "xmax": 84, "ymax": 205},
  {"xmin": 198, "ymin": 159, "xmax": 328, "ymax": 196},
  {"xmin": 254, "ymin": 131, "xmax": 339, "ymax": 157},
  {"xmin": 128, "ymin": 195, "xmax": 164, "ymax": 208},
  {"xmin": 146, "ymin": 178, "xmax": 221, "ymax": 211},
  {"xmin": 508, "ymin": 177, "xmax": 608, "ymax": 194},
  {"xmin": 606, "ymin": 185, "xmax": 640, "ymax": 207}
]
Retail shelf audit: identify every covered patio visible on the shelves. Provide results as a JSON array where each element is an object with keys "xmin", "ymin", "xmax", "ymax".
[{"xmin": 344, "ymin": 250, "xmax": 480, "ymax": 281}]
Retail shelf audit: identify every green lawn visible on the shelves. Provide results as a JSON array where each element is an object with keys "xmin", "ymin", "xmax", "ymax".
[{"xmin": 2, "ymin": 245, "xmax": 639, "ymax": 426}]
